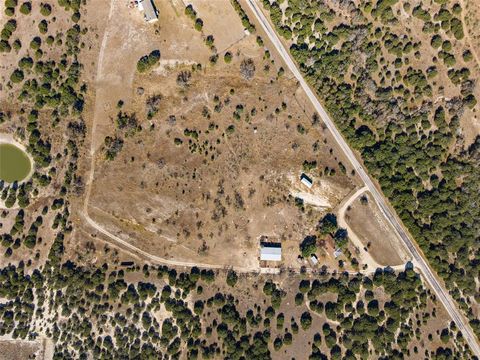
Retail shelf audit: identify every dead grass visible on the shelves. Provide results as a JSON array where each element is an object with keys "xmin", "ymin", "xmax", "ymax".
[
  {"xmin": 82, "ymin": 0, "xmax": 356, "ymax": 269},
  {"xmin": 0, "ymin": 340, "xmax": 41, "ymax": 360},
  {"xmin": 344, "ymin": 193, "xmax": 407, "ymax": 266},
  {"xmin": 89, "ymin": 58, "xmax": 355, "ymax": 268}
]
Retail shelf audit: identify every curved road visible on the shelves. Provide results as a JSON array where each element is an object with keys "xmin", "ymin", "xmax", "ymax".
[
  {"xmin": 244, "ymin": 0, "xmax": 480, "ymax": 356},
  {"xmin": 337, "ymin": 186, "xmax": 382, "ymax": 270}
]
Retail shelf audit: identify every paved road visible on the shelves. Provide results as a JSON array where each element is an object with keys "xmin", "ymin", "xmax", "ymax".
[{"xmin": 245, "ymin": 0, "xmax": 480, "ymax": 356}]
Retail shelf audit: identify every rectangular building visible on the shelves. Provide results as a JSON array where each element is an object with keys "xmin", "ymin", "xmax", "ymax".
[
  {"xmin": 139, "ymin": 0, "xmax": 158, "ymax": 23},
  {"xmin": 300, "ymin": 173, "xmax": 313, "ymax": 188},
  {"xmin": 260, "ymin": 243, "xmax": 282, "ymax": 261}
]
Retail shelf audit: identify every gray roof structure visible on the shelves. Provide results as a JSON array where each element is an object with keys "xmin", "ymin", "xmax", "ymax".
[
  {"xmin": 142, "ymin": 0, "xmax": 158, "ymax": 23},
  {"xmin": 260, "ymin": 243, "xmax": 282, "ymax": 261}
]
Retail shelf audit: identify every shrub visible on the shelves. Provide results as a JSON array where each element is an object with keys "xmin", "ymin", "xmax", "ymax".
[
  {"xmin": 300, "ymin": 311, "xmax": 312, "ymax": 330},
  {"xmin": 38, "ymin": 20, "xmax": 48, "ymax": 34},
  {"xmin": 450, "ymin": 18, "xmax": 464, "ymax": 39},
  {"xmin": 5, "ymin": 7, "xmax": 15, "ymax": 16},
  {"xmin": 462, "ymin": 50, "xmax": 473, "ymax": 62},
  {"xmin": 136, "ymin": 50, "xmax": 160, "ymax": 73},
  {"xmin": 300, "ymin": 236, "xmax": 317, "ymax": 258},
  {"xmin": 240, "ymin": 58, "xmax": 255, "ymax": 80},
  {"xmin": 30, "ymin": 37, "xmax": 41, "ymax": 50},
  {"xmin": 18, "ymin": 56, "xmax": 33, "ymax": 69},
  {"xmin": 224, "ymin": 51, "xmax": 232, "ymax": 63},
  {"xmin": 184, "ymin": 4, "xmax": 196, "ymax": 19},
  {"xmin": 176, "ymin": 70, "xmax": 191, "ymax": 87},
  {"xmin": 10, "ymin": 69, "xmax": 24, "ymax": 83},
  {"xmin": 318, "ymin": 213, "xmax": 338, "ymax": 235},
  {"xmin": 194, "ymin": 18, "xmax": 203, "ymax": 31},
  {"xmin": 226, "ymin": 270, "xmax": 238, "ymax": 287},
  {"xmin": 0, "ymin": 40, "xmax": 11, "ymax": 52},
  {"xmin": 12, "ymin": 39, "xmax": 21, "ymax": 50},
  {"xmin": 5, "ymin": 0, "xmax": 18, "ymax": 7},
  {"xmin": 19, "ymin": 2, "xmax": 31, "ymax": 14},
  {"xmin": 71, "ymin": 12, "xmax": 80, "ymax": 22},
  {"xmin": 40, "ymin": 3, "xmax": 52, "ymax": 16}
]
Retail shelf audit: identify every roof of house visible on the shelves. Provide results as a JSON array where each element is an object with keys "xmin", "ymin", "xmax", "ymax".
[
  {"xmin": 260, "ymin": 244, "xmax": 282, "ymax": 261},
  {"xmin": 142, "ymin": 0, "xmax": 158, "ymax": 22}
]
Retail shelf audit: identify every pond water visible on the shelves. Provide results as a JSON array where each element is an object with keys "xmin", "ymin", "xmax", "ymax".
[{"xmin": 0, "ymin": 143, "xmax": 32, "ymax": 183}]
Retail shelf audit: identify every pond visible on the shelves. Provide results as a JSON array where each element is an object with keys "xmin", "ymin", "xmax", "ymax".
[{"xmin": 0, "ymin": 143, "xmax": 32, "ymax": 183}]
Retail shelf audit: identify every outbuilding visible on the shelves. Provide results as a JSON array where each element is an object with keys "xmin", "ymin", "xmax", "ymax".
[
  {"xmin": 300, "ymin": 173, "xmax": 313, "ymax": 188},
  {"xmin": 260, "ymin": 243, "xmax": 282, "ymax": 262},
  {"xmin": 137, "ymin": 0, "xmax": 158, "ymax": 23}
]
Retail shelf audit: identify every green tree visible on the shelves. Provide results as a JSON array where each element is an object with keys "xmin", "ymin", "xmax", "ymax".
[
  {"xmin": 300, "ymin": 236, "xmax": 317, "ymax": 258},
  {"xmin": 226, "ymin": 270, "xmax": 238, "ymax": 287}
]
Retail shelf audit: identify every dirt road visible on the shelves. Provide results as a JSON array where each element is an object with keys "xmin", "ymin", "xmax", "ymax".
[{"xmin": 337, "ymin": 186, "xmax": 383, "ymax": 270}]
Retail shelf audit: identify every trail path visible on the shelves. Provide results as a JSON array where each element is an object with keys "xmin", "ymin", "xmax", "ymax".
[{"xmin": 337, "ymin": 186, "xmax": 383, "ymax": 270}]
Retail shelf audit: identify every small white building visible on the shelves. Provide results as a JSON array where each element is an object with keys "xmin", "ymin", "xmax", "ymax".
[
  {"xmin": 137, "ymin": 0, "xmax": 158, "ymax": 23},
  {"xmin": 260, "ymin": 243, "xmax": 282, "ymax": 262},
  {"xmin": 309, "ymin": 254, "xmax": 318, "ymax": 266},
  {"xmin": 300, "ymin": 173, "xmax": 313, "ymax": 189},
  {"xmin": 334, "ymin": 248, "xmax": 343, "ymax": 258}
]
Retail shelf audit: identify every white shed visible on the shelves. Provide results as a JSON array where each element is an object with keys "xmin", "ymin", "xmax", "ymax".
[
  {"xmin": 300, "ymin": 173, "xmax": 313, "ymax": 188},
  {"xmin": 138, "ymin": 0, "xmax": 158, "ymax": 23}
]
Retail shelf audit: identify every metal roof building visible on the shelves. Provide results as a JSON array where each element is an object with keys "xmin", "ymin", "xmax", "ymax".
[
  {"xmin": 138, "ymin": 0, "xmax": 158, "ymax": 23},
  {"xmin": 300, "ymin": 173, "xmax": 313, "ymax": 188},
  {"xmin": 260, "ymin": 243, "xmax": 282, "ymax": 261}
]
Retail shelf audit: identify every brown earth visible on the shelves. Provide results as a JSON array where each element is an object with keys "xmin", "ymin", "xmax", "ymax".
[
  {"xmin": 0, "ymin": 340, "xmax": 41, "ymax": 360},
  {"xmin": 344, "ymin": 193, "xmax": 407, "ymax": 266},
  {"xmin": 81, "ymin": 0, "xmax": 358, "ymax": 270},
  {"xmin": 88, "ymin": 61, "xmax": 355, "ymax": 269}
]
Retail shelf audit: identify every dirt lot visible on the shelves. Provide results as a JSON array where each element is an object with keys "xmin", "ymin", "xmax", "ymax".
[
  {"xmin": 343, "ymin": 193, "xmax": 408, "ymax": 266},
  {"xmin": 0, "ymin": 340, "xmax": 41, "ymax": 360}
]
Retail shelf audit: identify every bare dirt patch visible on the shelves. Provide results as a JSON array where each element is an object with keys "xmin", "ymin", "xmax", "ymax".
[
  {"xmin": 0, "ymin": 340, "xmax": 41, "ymax": 360},
  {"xmin": 344, "ymin": 193, "xmax": 408, "ymax": 266}
]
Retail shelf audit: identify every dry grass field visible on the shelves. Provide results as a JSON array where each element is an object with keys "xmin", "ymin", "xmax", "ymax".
[
  {"xmin": 0, "ymin": 340, "xmax": 41, "ymax": 360},
  {"xmin": 343, "ymin": 193, "xmax": 407, "ymax": 266},
  {"xmin": 84, "ymin": 0, "xmax": 358, "ymax": 269}
]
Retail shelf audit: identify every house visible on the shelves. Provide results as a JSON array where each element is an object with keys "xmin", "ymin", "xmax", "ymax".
[
  {"xmin": 300, "ymin": 173, "xmax": 313, "ymax": 189},
  {"xmin": 260, "ymin": 243, "xmax": 282, "ymax": 262},
  {"xmin": 137, "ymin": 0, "xmax": 158, "ymax": 23},
  {"xmin": 309, "ymin": 254, "xmax": 318, "ymax": 266},
  {"xmin": 333, "ymin": 248, "xmax": 343, "ymax": 258}
]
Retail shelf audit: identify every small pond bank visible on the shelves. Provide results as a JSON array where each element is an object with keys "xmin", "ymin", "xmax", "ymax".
[{"xmin": 0, "ymin": 134, "xmax": 34, "ymax": 184}]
